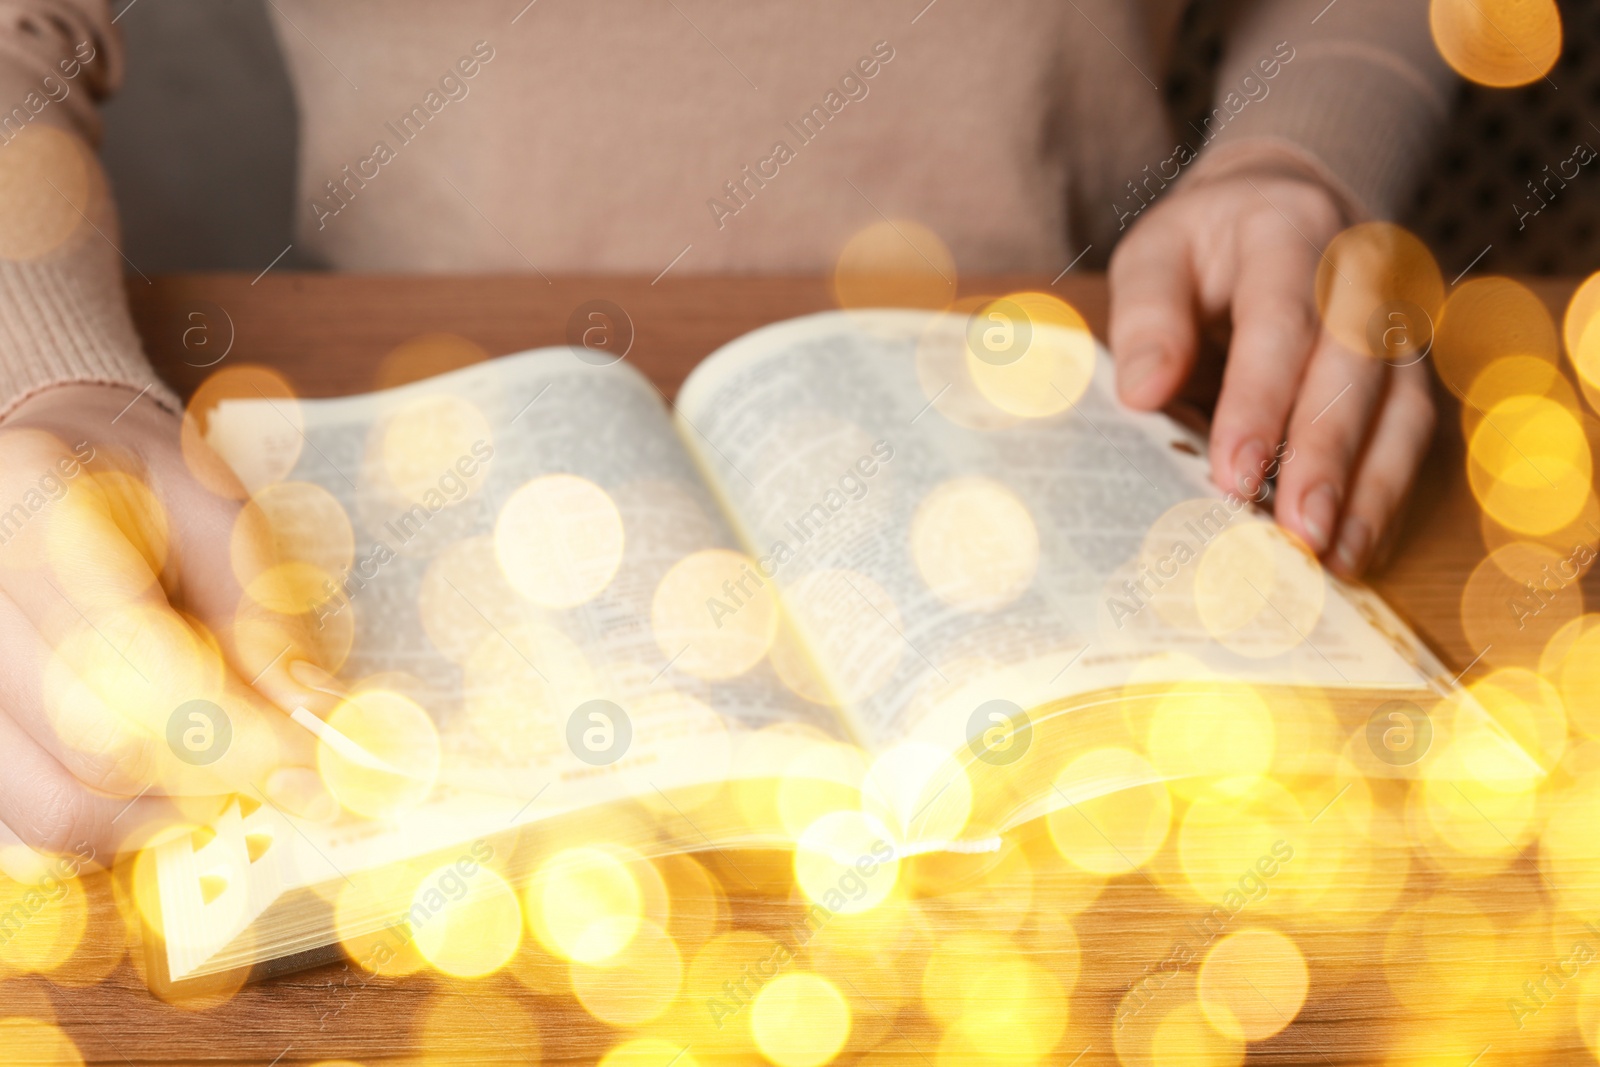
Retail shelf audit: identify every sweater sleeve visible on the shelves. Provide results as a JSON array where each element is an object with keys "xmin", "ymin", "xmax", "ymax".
[
  {"xmin": 0, "ymin": 0, "xmax": 177, "ymax": 418},
  {"xmin": 1188, "ymin": 0, "xmax": 1457, "ymax": 223}
]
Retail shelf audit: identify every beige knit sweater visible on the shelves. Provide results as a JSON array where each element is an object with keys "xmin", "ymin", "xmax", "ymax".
[{"xmin": 0, "ymin": 1, "xmax": 1452, "ymax": 414}]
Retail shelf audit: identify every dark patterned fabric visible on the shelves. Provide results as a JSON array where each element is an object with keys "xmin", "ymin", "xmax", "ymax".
[{"xmin": 1167, "ymin": 0, "xmax": 1600, "ymax": 276}]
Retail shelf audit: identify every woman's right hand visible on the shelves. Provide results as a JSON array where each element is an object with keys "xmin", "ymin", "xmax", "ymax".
[{"xmin": 0, "ymin": 382, "xmax": 341, "ymax": 882}]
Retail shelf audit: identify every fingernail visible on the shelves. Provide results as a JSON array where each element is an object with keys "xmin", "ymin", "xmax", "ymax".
[
  {"xmin": 1119, "ymin": 345, "xmax": 1165, "ymax": 401},
  {"xmin": 264, "ymin": 766, "xmax": 340, "ymax": 823},
  {"xmin": 1233, "ymin": 438, "xmax": 1270, "ymax": 500},
  {"xmin": 288, "ymin": 660, "xmax": 347, "ymax": 703},
  {"xmin": 1299, "ymin": 483, "xmax": 1340, "ymax": 555},
  {"xmin": 1334, "ymin": 516, "xmax": 1372, "ymax": 576}
]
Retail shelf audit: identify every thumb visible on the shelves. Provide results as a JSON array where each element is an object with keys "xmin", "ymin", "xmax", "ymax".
[{"xmin": 165, "ymin": 471, "xmax": 349, "ymax": 723}]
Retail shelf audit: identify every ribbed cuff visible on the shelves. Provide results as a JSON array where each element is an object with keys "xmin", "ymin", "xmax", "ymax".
[
  {"xmin": 1197, "ymin": 40, "xmax": 1451, "ymax": 222},
  {"xmin": 0, "ymin": 259, "xmax": 178, "ymax": 420}
]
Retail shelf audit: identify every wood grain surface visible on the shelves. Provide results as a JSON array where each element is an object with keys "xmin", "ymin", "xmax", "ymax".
[{"xmin": 1, "ymin": 273, "xmax": 1582, "ymax": 1065}]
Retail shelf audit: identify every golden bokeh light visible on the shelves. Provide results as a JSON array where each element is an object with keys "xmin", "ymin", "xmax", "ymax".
[
  {"xmin": 913, "ymin": 310, "xmax": 1025, "ymax": 432},
  {"xmin": 1467, "ymin": 394, "xmax": 1593, "ymax": 536},
  {"xmin": 1467, "ymin": 666, "xmax": 1567, "ymax": 771},
  {"xmin": 32, "ymin": 238, "xmax": 1600, "ymax": 1056},
  {"xmin": 794, "ymin": 810, "xmax": 899, "ymax": 914},
  {"xmin": 1197, "ymin": 927, "xmax": 1309, "ymax": 1041},
  {"xmin": 333, "ymin": 865, "xmax": 431, "ymax": 978},
  {"xmin": 525, "ymin": 847, "xmax": 643, "ymax": 964},
  {"xmin": 1460, "ymin": 353, "xmax": 1578, "ymax": 444},
  {"xmin": 1149, "ymin": 1001, "xmax": 1245, "ymax": 1067},
  {"xmin": 375, "ymin": 331, "xmax": 489, "ymax": 391},
  {"xmin": 1130, "ymin": 498, "xmax": 1241, "ymax": 635},
  {"xmin": 0, "ymin": 125, "xmax": 89, "ymax": 261},
  {"xmin": 651, "ymin": 548, "xmax": 779, "ymax": 679},
  {"xmin": 656, "ymin": 853, "xmax": 728, "ymax": 958},
  {"xmin": 1194, "ymin": 521, "xmax": 1326, "ymax": 658},
  {"xmin": 750, "ymin": 972, "xmax": 851, "ymax": 1067},
  {"xmin": 1418, "ymin": 720, "xmax": 1541, "ymax": 865},
  {"xmin": 378, "ymin": 393, "xmax": 493, "ymax": 508},
  {"xmin": 599, "ymin": 1038, "xmax": 703, "ymax": 1067},
  {"xmin": 1146, "ymin": 685, "xmax": 1275, "ymax": 796},
  {"xmin": 231, "ymin": 480, "xmax": 353, "ymax": 615},
  {"xmin": 409, "ymin": 863, "xmax": 522, "ymax": 979},
  {"xmin": 908, "ymin": 837, "xmax": 1035, "ymax": 933},
  {"xmin": 681, "ymin": 929, "xmax": 789, "ymax": 1051},
  {"xmin": 1461, "ymin": 541, "xmax": 1585, "ymax": 670},
  {"xmin": 44, "ymin": 603, "xmax": 224, "ymax": 767},
  {"xmin": 461, "ymin": 622, "xmax": 593, "ymax": 765},
  {"xmin": 0, "ymin": 871, "xmax": 88, "ymax": 975},
  {"xmin": 1479, "ymin": 486, "xmax": 1600, "ymax": 567},
  {"xmin": 1545, "ymin": 614, "xmax": 1600, "ymax": 738},
  {"xmin": 318, "ymin": 688, "xmax": 441, "ymax": 818},
  {"xmin": 919, "ymin": 930, "xmax": 1016, "ymax": 1025},
  {"xmin": 1382, "ymin": 895, "xmax": 1501, "ymax": 1008},
  {"xmin": 0, "ymin": 428, "xmax": 79, "ymax": 573},
  {"xmin": 908, "ymin": 477, "xmax": 1040, "ymax": 613},
  {"xmin": 570, "ymin": 918, "xmax": 682, "ymax": 1026},
  {"xmin": 1429, "ymin": 0, "xmax": 1562, "ymax": 87},
  {"xmin": 1564, "ymin": 271, "xmax": 1600, "ymax": 359},
  {"xmin": 964, "ymin": 291, "xmax": 1096, "ymax": 418},
  {"xmin": 1565, "ymin": 270, "xmax": 1600, "ymax": 399},
  {"xmin": 862, "ymin": 741, "xmax": 972, "ymax": 845},
  {"xmin": 1047, "ymin": 747, "xmax": 1171, "ymax": 875},
  {"xmin": 930, "ymin": 946, "xmax": 1068, "ymax": 1063},
  {"xmin": 185, "ymin": 364, "xmax": 304, "ymax": 497},
  {"xmin": 777, "ymin": 742, "xmax": 868, "ymax": 840},
  {"xmin": 1314, "ymin": 222, "xmax": 1444, "ymax": 359},
  {"xmin": 0, "ymin": 1017, "xmax": 84, "ymax": 1066},
  {"xmin": 1540, "ymin": 775, "xmax": 1600, "ymax": 916},
  {"xmin": 1177, "ymin": 778, "xmax": 1303, "ymax": 905},
  {"xmin": 832, "ymin": 218, "xmax": 956, "ymax": 311},
  {"xmin": 1433, "ymin": 277, "xmax": 1560, "ymax": 399},
  {"xmin": 45, "ymin": 470, "xmax": 170, "ymax": 605},
  {"xmin": 495, "ymin": 474, "xmax": 625, "ymax": 608}
]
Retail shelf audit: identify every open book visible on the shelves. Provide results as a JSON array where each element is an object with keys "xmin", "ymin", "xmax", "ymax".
[{"xmin": 143, "ymin": 306, "xmax": 1507, "ymax": 995}]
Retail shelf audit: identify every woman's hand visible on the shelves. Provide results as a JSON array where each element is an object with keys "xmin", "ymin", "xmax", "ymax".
[
  {"xmin": 1108, "ymin": 164, "xmax": 1436, "ymax": 578},
  {"xmin": 0, "ymin": 383, "xmax": 338, "ymax": 881}
]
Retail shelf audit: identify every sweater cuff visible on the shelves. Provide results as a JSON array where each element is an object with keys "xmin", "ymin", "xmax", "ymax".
[
  {"xmin": 1197, "ymin": 40, "xmax": 1453, "ymax": 222},
  {"xmin": 0, "ymin": 260, "xmax": 178, "ymax": 420}
]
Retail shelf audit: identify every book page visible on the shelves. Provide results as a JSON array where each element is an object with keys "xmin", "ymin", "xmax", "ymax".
[
  {"xmin": 675, "ymin": 309, "xmax": 1448, "ymax": 757},
  {"xmin": 204, "ymin": 349, "xmax": 845, "ymax": 835}
]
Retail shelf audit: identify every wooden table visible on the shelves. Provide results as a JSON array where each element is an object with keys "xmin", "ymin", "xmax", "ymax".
[{"xmin": 5, "ymin": 273, "xmax": 1588, "ymax": 1065}]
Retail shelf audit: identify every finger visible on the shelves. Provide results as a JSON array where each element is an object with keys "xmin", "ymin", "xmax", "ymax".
[
  {"xmin": 0, "ymin": 582, "xmax": 166, "ymax": 795},
  {"xmin": 1108, "ymin": 220, "xmax": 1200, "ymax": 410},
  {"xmin": 0, "ymin": 707, "xmax": 219, "ymax": 863},
  {"xmin": 1208, "ymin": 212, "xmax": 1321, "ymax": 498},
  {"xmin": 0, "ymin": 585, "xmax": 324, "ymax": 809},
  {"xmin": 1274, "ymin": 334, "xmax": 1391, "ymax": 556},
  {"xmin": 161, "ymin": 470, "xmax": 346, "ymax": 721},
  {"xmin": 1327, "ymin": 362, "xmax": 1436, "ymax": 577},
  {"xmin": 0, "ymin": 484, "xmax": 315, "ymax": 795}
]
